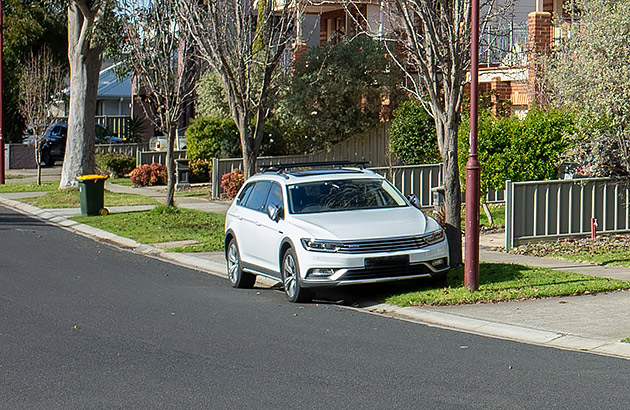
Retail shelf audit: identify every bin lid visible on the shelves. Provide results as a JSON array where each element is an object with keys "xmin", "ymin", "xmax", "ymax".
[{"xmin": 76, "ymin": 174, "xmax": 109, "ymax": 181}]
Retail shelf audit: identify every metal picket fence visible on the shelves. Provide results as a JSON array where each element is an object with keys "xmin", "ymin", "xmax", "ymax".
[{"xmin": 505, "ymin": 178, "xmax": 630, "ymax": 249}]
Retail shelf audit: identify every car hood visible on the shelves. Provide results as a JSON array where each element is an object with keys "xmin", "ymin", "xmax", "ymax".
[{"xmin": 288, "ymin": 206, "xmax": 439, "ymax": 240}]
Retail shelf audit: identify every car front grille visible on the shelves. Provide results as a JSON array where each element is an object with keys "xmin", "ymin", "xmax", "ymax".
[
  {"xmin": 335, "ymin": 235, "xmax": 432, "ymax": 254},
  {"xmin": 341, "ymin": 263, "xmax": 432, "ymax": 281}
]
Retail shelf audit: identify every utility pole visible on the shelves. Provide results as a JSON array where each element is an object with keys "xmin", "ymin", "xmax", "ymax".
[
  {"xmin": 464, "ymin": 0, "xmax": 481, "ymax": 291},
  {"xmin": 0, "ymin": 0, "xmax": 5, "ymax": 185}
]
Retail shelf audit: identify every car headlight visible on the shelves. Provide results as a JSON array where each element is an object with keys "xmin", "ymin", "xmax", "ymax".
[
  {"xmin": 425, "ymin": 229, "xmax": 445, "ymax": 245},
  {"xmin": 301, "ymin": 238, "xmax": 343, "ymax": 253}
]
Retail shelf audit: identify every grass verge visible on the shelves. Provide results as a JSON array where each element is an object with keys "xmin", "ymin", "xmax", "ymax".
[
  {"xmin": 18, "ymin": 189, "xmax": 160, "ymax": 208},
  {"xmin": 510, "ymin": 235, "xmax": 630, "ymax": 268},
  {"xmin": 0, "ymin": 181, "xmax": 58, "ymax": 193},
  {"xmin": 71, "ymin": 206, "xmax": 224, "ymax": 252},
  {"xmin": 384, "ymin": 263, "xmax": 630, "ymax": 306}
]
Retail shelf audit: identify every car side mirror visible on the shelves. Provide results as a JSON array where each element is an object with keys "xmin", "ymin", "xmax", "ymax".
[
  {"xmin": 407, "ymin": 194, "xmax": 421, "ymax": 209},
  {"xmin": 267, "ymin": 204, "xmax": 283, "ymax": 222}
]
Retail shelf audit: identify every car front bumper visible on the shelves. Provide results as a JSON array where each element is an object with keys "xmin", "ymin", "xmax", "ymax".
[{"xmin": 296, "ymin": 238, "xmax": 450, "ymax": 287}]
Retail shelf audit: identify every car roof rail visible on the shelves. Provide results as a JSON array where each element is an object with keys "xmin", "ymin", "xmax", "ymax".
[{"xmin": 259, "ymin": 160, "xmax": 370, "ymax": 174}]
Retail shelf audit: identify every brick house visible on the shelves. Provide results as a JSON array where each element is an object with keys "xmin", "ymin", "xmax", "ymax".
[{"xmin": 293, "ymin": 0, "xmax": 570, "ymax": 117}]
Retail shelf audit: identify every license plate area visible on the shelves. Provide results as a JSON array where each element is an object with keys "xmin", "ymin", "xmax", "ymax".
[{"xmin": 365, "ymin": 255, "xmax": 410, "ymax": 268}]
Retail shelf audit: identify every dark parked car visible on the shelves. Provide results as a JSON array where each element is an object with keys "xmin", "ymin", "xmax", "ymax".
[{"xmin": 30, "ymin": 122, "xmax": 122, "ymax": 166}]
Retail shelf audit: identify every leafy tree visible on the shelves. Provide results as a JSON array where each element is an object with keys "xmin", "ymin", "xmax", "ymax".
[
  {"xmin": 3, "ymin": 0, "xmax": 67, "ymax": 143},
  {"xmin": 541, "ymin": 0, "xmax": 630, "ymax": 176},
  {"xmin": 277, "ymin": 36, "xmax": 405, "ymax": 154},
  {"xmin": 185, "ymin": 117, "xmax": 239, "ymax": 162},
  {"xmin": 389, "ymin": 100, "xmax": 439, "ymax": 165},
  {"xmin": 196, "ymin": 71, "xmax": 231, "ymax": 120}
]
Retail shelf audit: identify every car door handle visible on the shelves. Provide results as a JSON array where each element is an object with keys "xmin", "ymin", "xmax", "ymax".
[{"xmin": 255, "ymin": 222, "xmax": 262, "ymax": 226}]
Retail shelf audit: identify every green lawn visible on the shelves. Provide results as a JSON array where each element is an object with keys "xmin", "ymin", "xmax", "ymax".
[
  {"xmin": 511, "ymin": 235, "xmax": 630, "ymax": 268},
  {"xmin": 108, "ymin": 178, "xmax": 134, "ymax": 187},
  {"xmin": 480, "ymin": 204, "xmax": 505, "ymax": 228},
  {"xmin": 384, "ymin": 263, "xmax": 630, "ymax": 306},
  {"xmin": 0, "ymin": 181, "xmax": 58, "ymax": 193},
  {"xmin": 459, "ymin": 204, "xmax": 505, "ymax": 230},
  {"xmin": 18, "ymin": 189, "xmax": 159, "ymax": 208},
  {"xmin": 71, "ymin": 206, "xmax": 224, "ymax": 252}
]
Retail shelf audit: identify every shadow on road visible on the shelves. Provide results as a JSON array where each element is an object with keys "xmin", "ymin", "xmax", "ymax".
[{"xmin": 0, "ymin": 209, "xmax": 49, "ymax": 228}]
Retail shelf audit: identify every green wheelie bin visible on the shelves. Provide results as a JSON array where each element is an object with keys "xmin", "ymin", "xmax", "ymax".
[{"xmin": 77, "ymin": 174, "xmax": 109, "ymax": 216}]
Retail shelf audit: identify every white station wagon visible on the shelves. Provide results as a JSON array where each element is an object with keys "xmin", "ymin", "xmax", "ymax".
[{"xmin": 224, "ymin": 162, "xmax": 450, "ymax": 302}]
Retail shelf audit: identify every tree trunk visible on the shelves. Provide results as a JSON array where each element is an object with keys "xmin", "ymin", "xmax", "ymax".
[
  {"xmin": 35, "ymin": 140, "xmax": 42, "ymax": 186},
  {"xmin": 439, "ymin": 121, "xmax": 463, "ymax": 268},
  {"xmin": 165, "ymin": 130, "xmax": 176, "ymax": 207},
  {"xmin": 482, "ymin": 202, "xmax": 494, "ymax": 227},
  {"xmin": 237, "ymin": 113, "xmax": 263, "ymax": 179},
  {"xmin": 59, "ymin": 3, "xmax": 103, "ymax": 188}
]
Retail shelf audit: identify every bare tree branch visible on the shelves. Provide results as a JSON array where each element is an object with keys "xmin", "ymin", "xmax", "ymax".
[{"xmin": 120, "ymin": 0, "xmax": 197, "ymax": 206}]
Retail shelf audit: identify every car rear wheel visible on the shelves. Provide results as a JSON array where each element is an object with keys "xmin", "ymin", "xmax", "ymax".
[
  {"xmin": 282, "ymin": 248, "xmax": 311, "ymax": 303},
  {"xmin": 227, "ymin": 239, "xmax": 256, "ymax": 288}
]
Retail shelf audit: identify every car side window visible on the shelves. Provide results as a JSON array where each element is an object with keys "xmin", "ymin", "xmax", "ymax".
[
  {"xmin": 51, "ymin": 126, "xmax": 63, "ymax": 137},
  {"xmin": 243, "ymin": 181, "xmax": 272, "ymax": 212},
  {"xmin": 237, "ymin": 182, "xmax": 255, "ymax": 207},
  {"xmin": 265, "ymin": 182, "xmax": 284, "ymax": 210}
]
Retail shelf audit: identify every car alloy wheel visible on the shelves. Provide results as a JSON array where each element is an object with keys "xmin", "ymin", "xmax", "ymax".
[
  {"xmin": 282, "ymin": 248, "xmax": 311, "ymax": 303},
  {"xmin": 227, "ymin": 239, "xmax": 256, "ymax": 288}
]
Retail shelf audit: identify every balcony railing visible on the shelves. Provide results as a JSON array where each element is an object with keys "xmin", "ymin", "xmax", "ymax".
[{"xmin": 480, "ymin": 23, "xmax": 528, "ymax": 67}]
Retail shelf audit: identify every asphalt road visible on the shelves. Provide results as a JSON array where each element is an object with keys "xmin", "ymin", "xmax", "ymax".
[{"xmin": 1, "ymin": 205, "xmax": 629, "ymax": 410}]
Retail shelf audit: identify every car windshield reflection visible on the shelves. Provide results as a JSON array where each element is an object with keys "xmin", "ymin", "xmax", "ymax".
[{"xmin": 288, "ymin": 179, "xmax": 408, "ymax": 214}]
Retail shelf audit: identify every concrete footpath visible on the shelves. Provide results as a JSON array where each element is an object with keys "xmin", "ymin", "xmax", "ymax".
[{"xmin": 2, "ymin": 167, "xmax": 630, "ymax": 360}]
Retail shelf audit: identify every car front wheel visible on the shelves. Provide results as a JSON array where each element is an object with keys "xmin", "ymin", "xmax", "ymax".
[
  {"xmin": 227, "ymin": 239, "xmax": 256, "ymax": 288},
  {"xmin": 281, "ymin": 248, "xmax": 311, "ymax": 303}
]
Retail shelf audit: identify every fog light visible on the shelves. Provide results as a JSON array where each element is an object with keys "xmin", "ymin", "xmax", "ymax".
[
  {"xmin": 310, "ymin": 268, "xmax": 335, "ymax": 277},
  {"xmin": 431, "ymin": 258, "xmax": 445, "ymax": 267}
]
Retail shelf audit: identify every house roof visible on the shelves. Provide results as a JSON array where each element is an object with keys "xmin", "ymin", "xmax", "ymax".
[{"xmin": 97, "ymin": 62, "xmax": 132, "ymax": 100}]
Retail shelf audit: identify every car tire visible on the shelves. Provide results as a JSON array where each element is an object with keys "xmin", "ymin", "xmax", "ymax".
[
  {"xmin": 226, "ymin": 239, "xmax": 256, "ymax": 288},
  {"xmin": 281, "ymin": 248, "xmax": 311, "ymax": 303},
  {"xmin": 41, "ymin": 149, "xmax": 54, "ymax": 167}
]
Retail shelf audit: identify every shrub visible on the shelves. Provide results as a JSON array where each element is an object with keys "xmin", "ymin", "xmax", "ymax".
[
  {"xmin": 389, "ymin": 100, "xmax": 440, "ymax": 165},
  {"xmin": 95, "ymin": 152, "xmax": 136, "ymax": 178},
  {"xmin": 185, "ymin": 117, "xmax": 240, "ymax": 161},
  {"xmin": 189, "ymin": 159, "xmax": 212, "ymax": 183},
  {"xmin": 220, "ymin": 169, "xmax": 244, "ymax": 199},
  {"xmin": 458, "ymin": 108, "xmax": 573, "ymax": 194},
  {"xmin": 129, "ymin": 163, "xmax": 167, "ymax": 187}
]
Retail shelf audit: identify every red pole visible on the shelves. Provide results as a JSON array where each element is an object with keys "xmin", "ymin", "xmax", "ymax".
[
  {"xmin": 0, "ymin": 0, "xmax": 5, "ymax": 185},
  {"xmin": 464, "ymin": 0, "xmax": 480, "ymax": 291}
]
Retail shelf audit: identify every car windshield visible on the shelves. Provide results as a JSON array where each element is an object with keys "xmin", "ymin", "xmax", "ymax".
[{"xmin": 287, "ymin": 179, "xmax": 408, "ymax": 214}]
